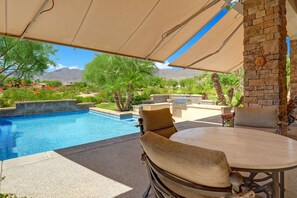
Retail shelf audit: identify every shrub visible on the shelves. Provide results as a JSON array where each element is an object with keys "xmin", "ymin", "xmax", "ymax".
[
  {"xmin": 42, "ymin": 80, "xmax": 62, "ymax": 87},
  {"xmin": 73, "ymin": 82, "xmax": 87, "ymax": 88},
  {"xmin": 0, "ymin": 87, "xmax": 62, "ymax": 107},
  {"xmin": 131, "ymin": 94, "xmax": 150, "ymax": 105},
  {"xmin": 75, "ymin": 96, "xmax": 102, "ymax": 104}
]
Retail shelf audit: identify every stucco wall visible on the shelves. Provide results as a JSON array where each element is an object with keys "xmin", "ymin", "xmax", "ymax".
[{"xmin": 0, "ymin": 100, "xmax": 92, "ymax": 117}]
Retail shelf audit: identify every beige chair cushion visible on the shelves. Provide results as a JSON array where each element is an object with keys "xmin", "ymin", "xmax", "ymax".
[
  {"xmin": 234, "ymin": 107, "xmax": 278, "ymax": 128},
  {"xmin": 159, "ymin": 174, "xmax": 219, "ymax": 198},
  {"xmin": 234, "ymin": 125, "xmax": 277, "ymax": 133},
  {"xmin": 140, "ymin": 132, "xmax": 231, "ymax": 189},
  {"xmin": 141, "ymin": 108, "xmax": 176, "ymax": 138},
  {"xmin": 152, "ymin": 126, "xmax": 176, "ymax": 139}
]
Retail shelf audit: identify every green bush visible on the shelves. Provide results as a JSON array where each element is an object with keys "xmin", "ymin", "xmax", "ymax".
[
  {"xmin": 131, "ymin": 94, "xmax": 149, "ymax": 105},
  {"xmin": 0, "ymin": 88, "xmax": 62, "ymax": 107},
  {"xmin": 73, "ymin": 82, "xmax": 87, "ymax": 88},
  {"xmin": 75, "ymin": 96, "xmax": 102, "ymax": 104},
  {"xmin": 42, "ymin": 80, "xmax": 62, "ymax": 87}
]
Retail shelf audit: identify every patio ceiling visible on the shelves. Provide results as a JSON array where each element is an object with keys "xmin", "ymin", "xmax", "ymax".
[{"xmin": 0, "ymin": 0, "xmax": 296, "ymax": 73}]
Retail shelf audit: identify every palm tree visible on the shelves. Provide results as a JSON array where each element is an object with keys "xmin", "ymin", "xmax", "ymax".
[
  {"xmin": 84, "ymin": 54, "xmax": 154, "ymax": 111},
  {"xmin": 211, "ymin": 73, "xmax": 227, "ymax": 105}
]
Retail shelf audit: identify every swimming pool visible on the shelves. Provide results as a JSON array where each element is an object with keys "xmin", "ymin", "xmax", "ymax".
[{"xmin": 0, "ymin": 110, "xmax": 139, "ymax": 160}]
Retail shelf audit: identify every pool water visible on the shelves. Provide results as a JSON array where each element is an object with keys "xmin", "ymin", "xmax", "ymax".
[{"xmin": 0, "ymin": 110, "xmax": 139, "ymax": 160}]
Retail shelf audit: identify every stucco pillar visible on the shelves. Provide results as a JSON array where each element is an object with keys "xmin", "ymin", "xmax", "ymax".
[
  {"xmin": 290, "ymin": 38, "xmax": 297, "ymax": 99},
  {"xmin": 243, "ymin": 0, "xmax": 288, "ymax": 134}
]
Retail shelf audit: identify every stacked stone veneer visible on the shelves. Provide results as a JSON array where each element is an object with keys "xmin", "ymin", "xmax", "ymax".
[
  {"xmin": 290, "ymin": 39, "xmax": 297, "ymax": 99},
  {"xmin": 243, "ymin": 0, "xmax": 288, "ymax": 134},
  {"xmin": 0, "ymin": 100, "xmax": 92, "ymax": 117}
]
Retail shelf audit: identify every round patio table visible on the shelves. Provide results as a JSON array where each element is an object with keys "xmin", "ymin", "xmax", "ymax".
[{"xmin": 170, "ymin": 127, "xmax": 297, "ymax": 198}]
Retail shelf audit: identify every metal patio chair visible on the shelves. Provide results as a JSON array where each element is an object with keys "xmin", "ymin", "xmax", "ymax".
[
  {"xmin": 140, "ymin": 132, "xmax": 255, "ymax": 198},
  {"xmin": 222, "ymin": 107, "xmax": 283, "ymax": 135},
  {"xmin": 137, "ymin": 108, "xmax": 177, "ymax": 198}
]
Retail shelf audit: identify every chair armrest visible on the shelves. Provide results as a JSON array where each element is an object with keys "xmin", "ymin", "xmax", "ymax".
[
  {"xmin": 137, "ymin": 118, "xmax": 145, "ymax": 135},
  {"xmin": 229, "ymin": 172, "xmax": 255, "ymax": 198},
  {"xmin": 277, "ymin": 114, "xmax": 287, "ymax": 135},
  {"xmin": 232, "ymin": 191, "xmax": 255, "ymax": 198},
  {"xmin": 229, "ymin": 172, "xmax": 243, "ymax": 193}
]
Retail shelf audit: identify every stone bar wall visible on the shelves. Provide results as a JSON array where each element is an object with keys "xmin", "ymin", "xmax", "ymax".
[
  {"xmin": 290, "ymin": 39, "xmax": 297, "ymax": 99},
  {"xmin": 243, "ymin": 0, "xmax": 288, "ymax": 134}
]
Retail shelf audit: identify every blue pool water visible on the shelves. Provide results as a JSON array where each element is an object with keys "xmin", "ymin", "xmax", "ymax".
[{"xmin": 0, "ymin": 110, "xmax": 139, "ymax": 160}]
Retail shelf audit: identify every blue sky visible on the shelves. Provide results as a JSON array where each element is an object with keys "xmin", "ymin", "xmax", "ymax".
[{"xmin": 49, "ymin": 45, "xmax": 97, "ymax": 71}]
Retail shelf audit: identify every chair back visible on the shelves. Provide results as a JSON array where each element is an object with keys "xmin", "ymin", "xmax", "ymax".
[
  {"xmin": 140, "ymin": 132, "xmax": 233, "ymax": 198},
  {"xmin": 234, "ymin": 107, "xmax": 278, "ymax": 129},
  {"xmin": 139, "ymin": 108, "xmax": 176, "ymax": 138}
]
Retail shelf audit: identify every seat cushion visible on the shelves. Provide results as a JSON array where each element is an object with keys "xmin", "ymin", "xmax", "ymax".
[
  {"xmin": 141, "ymin": 108, "xmax": 176, "ymax": 138},
  {"xmin": 234, "ymin": 125, "xmax": 277, "ymax": 133},
  {"xmin": 159, "ymin": 174, "xmax": 221, "ymax": 198},
  {"xmin": 140, "ymin": 132, "xmax": 231, "ymax": 189},
  {"xmin": 234, "ymin": 107, "xmax": 278, "ymax": 128},
  {"xmin": 153, "ymin": 126, "xmax": 176, "ymax": 139}
]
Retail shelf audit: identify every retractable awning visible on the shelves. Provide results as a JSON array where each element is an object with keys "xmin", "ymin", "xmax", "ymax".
[
  {"xmin": 169, "ymin": 0, "xmax": 297, "ymax": 73},
  {"xmin": 1, "ymin": 0, "xmax": 297, "ymax": 73},
  {"xmin": 0, "ymin": 0, "xmax": 226, "ymax": 62},
  {"xmin": 169, "ymin": 9, "xmax": 243, "ymax": 73}
]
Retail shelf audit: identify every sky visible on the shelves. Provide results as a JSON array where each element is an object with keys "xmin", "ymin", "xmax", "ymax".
[{"xmin": 48, "ymin": 45, "xmax": 97, "ymax": 71}]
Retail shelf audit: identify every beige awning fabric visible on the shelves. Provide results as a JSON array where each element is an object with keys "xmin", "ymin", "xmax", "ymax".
[
  {"xmin": 0, "ymin": 0, "xmax": 226, "ymax": 63},
  {"xmin": 169, "ymin": 9, "xmax": 243, "ymax": 73}
]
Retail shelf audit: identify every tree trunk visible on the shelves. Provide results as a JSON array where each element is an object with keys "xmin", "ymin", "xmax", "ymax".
[
  {"xmin": 124, "ymin": 83, "xmax": 133, "ymax": 111},
  {"xmin": 113, "ymin": 92, "xmax": 123, "ymax": 111},
  {"xmin": 235, "ymin": 96, "xmax": 244, "ymax": 107},
  {"xmin": 227, "ymin": 88, "xmax": 234, "ymax": 106},
  {"xmin": 124, "ymin": 92, "xmax": 132, "ymax": 111},
  {"xmin": 117, "ymin": 92, "xmax": 125, "ymax": 111},
  {"xmin": 211, "ymin": 73, "xmax": 227, "ymax": 105}
]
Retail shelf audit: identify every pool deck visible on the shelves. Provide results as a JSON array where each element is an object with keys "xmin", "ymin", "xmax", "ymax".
[{"xmin": 1, "ymin": 108, "xmax": 297, "ymax": 197}]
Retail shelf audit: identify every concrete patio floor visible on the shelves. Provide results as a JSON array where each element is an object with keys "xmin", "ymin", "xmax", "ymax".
[{"xmin": 1, "ymin": 108, "xmax": 297, "ymax": 198}]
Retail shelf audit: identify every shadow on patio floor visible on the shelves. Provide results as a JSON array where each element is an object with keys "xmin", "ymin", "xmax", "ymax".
[{"xmin": 2, "ymin": 119, "xmax": 297, "ymax": 198}]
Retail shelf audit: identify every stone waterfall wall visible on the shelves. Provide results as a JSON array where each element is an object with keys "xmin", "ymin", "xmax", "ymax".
[{"xmin": 0, "ymin": 100, "xmax": 92, "ymax": 117}]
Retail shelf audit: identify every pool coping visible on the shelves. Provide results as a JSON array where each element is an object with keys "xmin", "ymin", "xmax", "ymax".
[
  {"xmin": 1, "ymin": 132, "xmax": 140, "ymax": 170},
  {"xmin": 90, "ymin": 107, "xmax": 139, "ymax": 117}
]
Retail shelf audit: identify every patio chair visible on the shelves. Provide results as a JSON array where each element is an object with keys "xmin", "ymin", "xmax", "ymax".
[
  {"xmin": 137, "ymin": 108, "xmax": 177, "ymax": 197},
  {"xmin": 140, "ymin": 132, "xmax": 255, "ymax": 198},
  {"xmin": 138, "ymin": 108, "xmax": 177, "ymax": 138},
  {"xmin": 229, "ymin": 107, "xmax": 282, "ymax": 134}
]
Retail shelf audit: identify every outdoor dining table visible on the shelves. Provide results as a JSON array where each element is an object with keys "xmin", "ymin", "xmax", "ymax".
[{"xmin": 170, "ymin": 127, "xmax": 297, "ymax": 198}]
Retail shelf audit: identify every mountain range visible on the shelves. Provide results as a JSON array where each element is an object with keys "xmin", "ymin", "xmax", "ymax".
[{"xmin": 37, "ymin": 68, "xmax": 201, "ymax": 82}]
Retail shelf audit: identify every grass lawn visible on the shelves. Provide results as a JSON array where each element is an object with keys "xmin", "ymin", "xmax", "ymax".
[{"xmin": 96, "ymin": 103, "xmax": 118, "ymax": 111}]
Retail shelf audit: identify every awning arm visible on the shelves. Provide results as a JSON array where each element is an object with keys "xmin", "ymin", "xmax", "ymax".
[
  {"xmin": 145, "ymin": 0, "xmax": 222, "ymax": 59},
  {"xmin": 186, "ymin": 21, "xmax": 243, "ymax": 69},
  {"xmin": 19, "ymin": 0, "xmax": 52, "ymax": 40},
  {"xmin": 227, "ymin": 61, "xmax": 243, "ymax": 72}
]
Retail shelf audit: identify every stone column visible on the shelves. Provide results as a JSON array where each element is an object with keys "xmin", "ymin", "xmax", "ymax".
[
  {"xmin": 243, "ymin": 0, "xmax": 288, "ymax": 134},
  {"xmin": 290, "ymin": 38, "xmax": 297, "ymax": 99}
]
